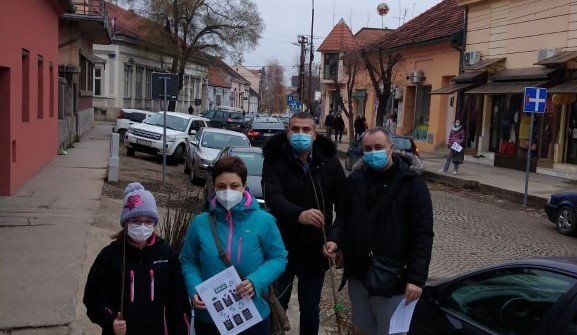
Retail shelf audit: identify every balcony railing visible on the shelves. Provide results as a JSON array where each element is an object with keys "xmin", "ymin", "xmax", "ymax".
[
  {"xmin": 70, "ymin": 0, "xmax": 107, "ymax": 17},
  {"xmin": 62, "ymin": 0, "xmax": 111, "ymax": 43}
]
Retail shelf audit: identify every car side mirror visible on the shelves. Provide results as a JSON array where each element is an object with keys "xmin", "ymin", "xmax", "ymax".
[
  {"xmin": 191, "ymin": 139, "xmax": 199, "ymax": 147},
  {"xmin": 206, "ymin": 165, "xmax": 214, "ymax": 172},
  {"xmin": 189, "ymin": 129, "xmax": 197, "ymax": 135}
]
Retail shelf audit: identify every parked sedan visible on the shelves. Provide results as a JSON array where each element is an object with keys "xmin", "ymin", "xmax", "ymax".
[
  {"xmin": 202, "ymin": 107, "xmax": 249, "ymax": 132},
  {"xmin": 408, "ymin": 257, "xmax": 577, "ymax": 335},
  {"xmin": 345, "ymin": 134, "xmax": 419, "ymax": 171},
  {"xmin": 246, "ymin": 117, "xmax": 286, "ymax": 146},
  {"xmin": 204, "ymin": 146, "xmax": 265, "ymax": 207},
  {"xmin": 545, "ymin": 192, "xmax": 577, "ymax": 235},
  {"xmin": 184, "ymin": 127, "xmax": 251, "ymax": 185}
]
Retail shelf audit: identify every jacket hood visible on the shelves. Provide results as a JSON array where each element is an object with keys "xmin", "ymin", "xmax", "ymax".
[
  {"xmin": 208, "ymin": 189, "xmax": 259, "ymax": 220},
  {"xmin": 262, "ymin": 132, "xmax": 337, "ymax": 160},
  {"xmin": 352, "ymin": 150, "xmax": 424, "ymax": 175}
]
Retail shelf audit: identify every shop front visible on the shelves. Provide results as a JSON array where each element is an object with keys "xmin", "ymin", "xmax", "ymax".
[
  {"xmin": 548, "ymin": 80, "xmax": 577, "ymax": 167},
  {"xmin": 465, "ymin": 67, "xmax": 561, "ymax": 171}
]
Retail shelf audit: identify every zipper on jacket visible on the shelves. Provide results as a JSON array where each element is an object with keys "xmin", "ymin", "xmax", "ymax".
[
  {"xmin": 150, "ymin": 269, "xmax": 155, "ymax": 302},
  {"xmin": 226, "ymin": 211, "xmax": 233, "ymax": 260},
  {"xmin": 130, "ymin": 270, "xmax": 135, "ymax": 303},
  {"xmin": 236, "ymin": 236, "xmax": 243, "ymax": 264}
]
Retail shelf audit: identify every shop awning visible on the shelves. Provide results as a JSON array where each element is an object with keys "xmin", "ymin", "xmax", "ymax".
[
  {"xmin": 492, "ymin": 67, "xmax": 559, "ymax": 81},
  {"xmin": 534, "ymin": 51, "xmax": 577, "ymax": 66},
  {"xmin": 431, "ymin": 82, "xmax": 478, "ymax": 95},
  {"xmin": 465, "ymin": 81, "xmax": 548, "ymax": 94},
  {"xmin": 464, "ymin": 57, "xmax": 506, "ymax": 71},
  {"xmin": 548, "ymin": 80, "xmax": 577, "ymax": 93}
]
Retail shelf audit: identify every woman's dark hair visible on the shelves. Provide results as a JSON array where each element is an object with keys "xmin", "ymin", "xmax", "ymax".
[{"xmin": 212, "ymin": 156, "xmax": 247, "ymax": 185}]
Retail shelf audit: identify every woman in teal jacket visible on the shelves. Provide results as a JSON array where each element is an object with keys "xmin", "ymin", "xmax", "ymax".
[{"xmin": 181, "ymin": 156, "xmax": 288, "ymax": 335}]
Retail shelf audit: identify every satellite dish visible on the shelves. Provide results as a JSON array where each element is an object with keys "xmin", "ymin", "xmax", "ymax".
[{"xmin": 377, "ymin": 3, "xmax": 390, "ymax": 16}]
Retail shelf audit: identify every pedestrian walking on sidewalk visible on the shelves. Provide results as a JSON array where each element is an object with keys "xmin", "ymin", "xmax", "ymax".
[
  {"xmin": 333, "ymin": 113, "xmax": 345, "ymax": 142},
  {"xmin": 324, "ymin": 127, "xmax": 434, "ymax": 335},
  {"xmin": 354, "ymin": 116, "xmax": 365, "ymax": 141},
  {"xmin": 262, "ymin": 111, "xmax": 347, "ymax": 335},
  {"xmin": 441, "ymin": 120, "xmax": 465, "ymax": 175},
  {"xmin": 83, "ymin": 182, "xmax": 191, "ymax": 335},
  {"xmin": 324, "ymin": 110, "xmax": 335, "ymax": 140},
  {"xmin": 180, "ymin": 156, "xmax": 288, "ymax": 335}
]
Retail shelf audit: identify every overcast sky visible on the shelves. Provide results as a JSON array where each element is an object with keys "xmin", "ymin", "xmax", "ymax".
[{"xmin": 241, "ymin": 0, "xmax": 443, "ymax": 78}]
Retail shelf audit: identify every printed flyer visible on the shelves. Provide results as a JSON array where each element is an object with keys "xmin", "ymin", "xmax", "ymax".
[{"xmin": 195, "ymin": 266, "xmax": 262, "ymax": 335}]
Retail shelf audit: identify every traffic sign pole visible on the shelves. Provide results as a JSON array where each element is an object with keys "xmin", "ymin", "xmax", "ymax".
[{"xmin": 522, "ymin": 87, "xmax": 547, "ymax": 207}]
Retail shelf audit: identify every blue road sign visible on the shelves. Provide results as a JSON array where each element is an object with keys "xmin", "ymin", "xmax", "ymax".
[
  {"xmin": 524, "ymin": 87, "xmax": 547, "ymax": 113},
  {"xmin": 287, "ymin": 95, "xmax": 294, "ymax": 104},
  {"xmin": 289, "ymin": 100, "xmax": 300, "ymax": 112}
]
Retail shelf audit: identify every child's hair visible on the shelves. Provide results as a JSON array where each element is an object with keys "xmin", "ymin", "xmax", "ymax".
[{"xmin": 212, "ymin": 156, "xmax": 247, "ymax": 185}]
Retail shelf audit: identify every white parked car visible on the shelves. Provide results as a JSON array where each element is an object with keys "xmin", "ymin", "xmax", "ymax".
[
  {"xmin": 113, "ymin": 109, "xmax": 156, "ymax": 140},
  {"xmin": 184, "ymin": 127, "xmax": 251, "ymax": 184},
  {"xmin": 125, "ymin": 111, "xmax": 208, "ymax": 165}
]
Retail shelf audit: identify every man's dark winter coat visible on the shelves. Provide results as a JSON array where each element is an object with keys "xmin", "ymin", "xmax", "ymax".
[
  {"xmin": 83, "ymin": 236, "xmax": 191, "ymax": 335},
  {"xmin": 329, "ymin": 152, "xmax": 434, "ymax": 293},
  {"xmin": 262, "ymin": 132, "xmax": 346, "ymax": 272}
]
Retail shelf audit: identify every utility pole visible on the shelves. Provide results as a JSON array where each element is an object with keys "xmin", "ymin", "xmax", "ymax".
[
  {"xmin": 298, "ymin": 35, "xmax": 308, "ymax": 110},
  {"xmin": 308, "ymin": 0, "xmax": 315, "ymax": 115}
]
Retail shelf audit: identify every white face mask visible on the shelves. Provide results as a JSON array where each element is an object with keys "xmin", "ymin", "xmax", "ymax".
[
  {"xmin": 215, "ymin": 189, "xmax": 243, "ymax": 210},
  {"xmin": 127, "ymin": 223, "xmax": 155, "ymax": 243}
]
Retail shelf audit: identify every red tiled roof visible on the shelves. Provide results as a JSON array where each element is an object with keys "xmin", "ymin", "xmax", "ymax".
[
  {"xmin": 374, "ymin": 0, "xmax": 464, "ymax": 50},
  {"xmin": 317, "ymin": 18, "xmax": 359, "ymax": 52},
  {"xmin": 355, "ymin": 28, "xmax": 393, "ymax": 47},
  {"xmin": 106, "ymin": 2, "xmax": 160, "ymax": 41},
  {"xmin": 208, "ymin": 66, "xmax": 231, "ymax": 88}
]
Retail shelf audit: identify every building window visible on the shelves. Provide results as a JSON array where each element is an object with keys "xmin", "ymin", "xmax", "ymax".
[
  {"xmin": 413, "ymin": 85, "xmax": 431, "ymax": 141},
  {"xmin": 323, "ymin": 53, "xmax": 339, "ymax": 80},
  {"xmin": 80, "ymin": 55, "xmax": 94, "ymax": 92},
  {"xmin": 22, "ymin": 49, "xmax": 30, "ymax": 122},
  {"xmin": 145, "ymin": 69, "xmax": 153, "ymax": 99},
  {"xmin": 135, "ymin": 66, "xmax": 144, "ymax": 99},
  {"xmin": 49, "ymin": 62, "xmax": 54, "ymax": 117},
  {"xmin": 37, "ymin": 56, "xmax": 44, "ymax": 119},
  {"xmin": 94, "ymin": 66, "xmax": 103, "ymax": 96},
  {"xmin": 124, "ymin": 64, "xmax": 133, "ymax": 98}
]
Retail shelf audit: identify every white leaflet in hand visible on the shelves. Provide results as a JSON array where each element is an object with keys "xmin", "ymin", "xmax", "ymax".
[
  {"xmin": 389, "ymin": 298, "xmax": 419, "ymax": 334},
  {"xmin": 451, "ymin": 142, "xmax": 463, "ymax": 152},
  {"xmin": 195, "ymin": 266, "xmax": 262, "ymax": 335}
]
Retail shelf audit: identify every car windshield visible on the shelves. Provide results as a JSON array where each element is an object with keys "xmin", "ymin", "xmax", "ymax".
[
  {"xmin": 228, "ymin": 113, "xmax": 244, "ymax": 120},
  {"xmin": 202, "ymin": 132, "xmax": 250, "ymax": 149},
  {"xmin": 232, "ymin": 152, "xmax": 263, "ymax": 176},
  {"xmin": 392, "ymin": 137, "xmax": 412, "ymax": 150},
  {"xmin": 251, "ymin": 121, "xmax": 285, "ymax": 130},
  {"xmin": 144, "ymin": 113, "xmax": 189, "ymax": 132}
]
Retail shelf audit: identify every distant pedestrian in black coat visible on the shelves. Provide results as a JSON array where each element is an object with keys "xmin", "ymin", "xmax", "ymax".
[
  {"xmin": 333, "ymin": 113, "xmax": 345, "ymax": 142},
  {"xmin": 354, "ymin": 116, "xmax": 365, "ymax": 141}
]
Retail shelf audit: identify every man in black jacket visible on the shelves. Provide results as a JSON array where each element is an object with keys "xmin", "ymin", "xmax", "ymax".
[
  {"xmin": 262, "ymin": 112, "xmax": 346, "ymax": 335},
  {"xmin": 324, "ymin": 127, "xmax": 433, "ymax": 335}
]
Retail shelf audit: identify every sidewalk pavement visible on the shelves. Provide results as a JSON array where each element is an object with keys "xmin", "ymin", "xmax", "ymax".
[{"xmin": 0, "ymin": 123, "xmax": 574, "ymax": 334}]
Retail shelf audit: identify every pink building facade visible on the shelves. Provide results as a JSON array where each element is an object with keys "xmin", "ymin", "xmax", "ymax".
[{"xmin": 0, "ymin": 0, "xmax": 66, "ymax": 195}]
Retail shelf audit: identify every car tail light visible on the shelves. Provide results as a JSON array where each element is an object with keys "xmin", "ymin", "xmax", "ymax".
[
  {"xmin": 247, "ymin": 130, "xmax": 260, "ymax": 137},
  {"xmin": 415, "ymin": 147, "xmax": 420, "ymax": 156},
  {"xmin": 227, "ymin": 117, "xmax": 233, "ymax": 122}
]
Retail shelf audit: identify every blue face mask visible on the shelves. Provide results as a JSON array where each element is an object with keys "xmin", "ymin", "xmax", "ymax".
[
  {"xmin": 289, "ymin": 133, "xmax": 313, "ymax": 152},
  {"xmin": 363, "ymin": 149, "xmax": 389, "ymax": 170}
]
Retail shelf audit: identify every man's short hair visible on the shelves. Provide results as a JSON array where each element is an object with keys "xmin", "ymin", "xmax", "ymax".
[
  {"xmin": 364, "ymin": 127, "xmax": 391, "ymax": 142},
  {"xmin": 290, "ymin": 112, "xmax": 315, "ymax": 123}
]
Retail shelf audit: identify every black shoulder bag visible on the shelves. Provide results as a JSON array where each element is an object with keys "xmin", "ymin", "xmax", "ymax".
[
  {"xmin": 208, "ymin": 214, "xmax": 290, "ymax": 334},
  {"xmin": 363, "ymin": 176, "xmax": 408, "ymax": 297}
]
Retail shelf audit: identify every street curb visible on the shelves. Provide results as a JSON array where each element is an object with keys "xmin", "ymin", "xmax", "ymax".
[{"xmin": 423, "ymin": 171, "xmax": 547, "ymax": 209}]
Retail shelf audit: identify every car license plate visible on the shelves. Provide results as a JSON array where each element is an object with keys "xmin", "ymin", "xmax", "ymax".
[
  {"xmin": 263, "ymin": 133, "xmax": 274, "ymax": 137},
  {"xmin": 136, "ymin": 138, "xmax": 152, "ymax": 146}
]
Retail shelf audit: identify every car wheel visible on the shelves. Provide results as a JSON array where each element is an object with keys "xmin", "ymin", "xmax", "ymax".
[
  {"xmin": 168, "ymin": 145, "xmax": 185, "ymax": 165},
  {"xmin": 190, "ymin": 165, "xmax": 205, "ymax": 186},
  {"xmin": 557, "ymin": 206, "xmax": 577, "ymax": 235},
  {"xmin": 126, "ymin": 147, "xmax": 135, "ymax": 157}
]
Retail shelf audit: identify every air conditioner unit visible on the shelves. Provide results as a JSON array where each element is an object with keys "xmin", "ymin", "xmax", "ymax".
[
  {"xmin": 408, "ymin": 70, "xmax": 425, "ymax": 84},
  {"xmin": 464, "ymin": 51, "xmax": 481, "ymax": 66},
  {"xmin": 537, "ymin": 48, "xmax": 559, "ymax": 61}
]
